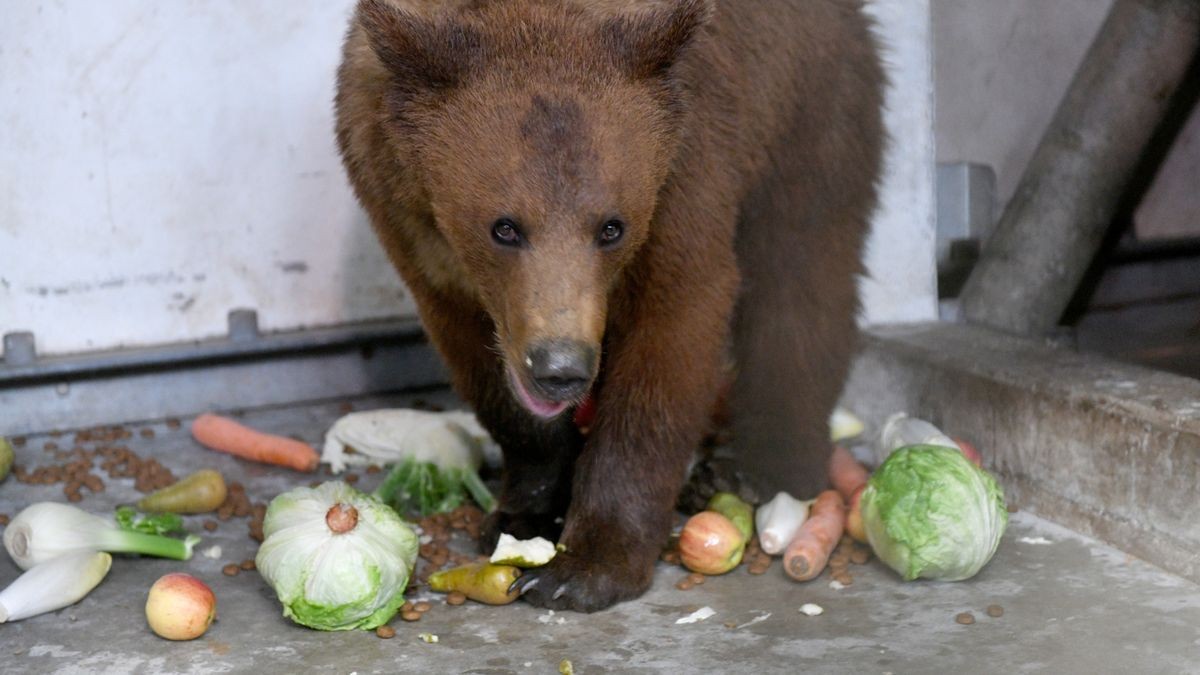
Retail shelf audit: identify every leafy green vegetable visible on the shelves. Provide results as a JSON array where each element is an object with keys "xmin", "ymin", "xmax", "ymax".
[
  {"xmin": 374, "ymin": 456, "xmax": 496, "ymax": 517},
  {"xmin": 860, "ymin": 445, "xmax": 1008, "ymax": 581},
  {"xmin": 255, "ymin": 482, "xmax": 418, "ymax": 631},
  {"xmin": 115, "ymin": 507, "xmax": 185, "ymax": 536}
]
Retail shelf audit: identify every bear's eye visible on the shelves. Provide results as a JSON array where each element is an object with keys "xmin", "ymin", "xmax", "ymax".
[
  {"xmin": 598, "ymin": 219, "xmax": 625, "ymax": 247},
  {"xmin": 491, "ymin": 218, "xmax": 522, "ymax": 247}
]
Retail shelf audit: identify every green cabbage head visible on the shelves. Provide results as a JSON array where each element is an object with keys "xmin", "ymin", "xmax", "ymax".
[
  {"xmin": 256, "ymin": 482, "xmax": 417, "ymax": 630},
  {"xmin": 860, "ymin": 445, "xmax": 1007, "ymax": 581}
]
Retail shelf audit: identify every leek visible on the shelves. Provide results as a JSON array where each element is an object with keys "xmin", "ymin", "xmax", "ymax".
[{"xmin": 3, "ymin": 502, "xmax": 199, "ymax": 570}]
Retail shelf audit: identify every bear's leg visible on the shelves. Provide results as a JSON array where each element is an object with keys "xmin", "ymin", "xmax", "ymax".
[
  {"xmin": 410, "ymin": 286, "xmax": 582, "ymax": 549},
  {"xmin": 513, "ymin": 203, "xmax": 739, "ymax": 612},
  {"xmin": 730, "ymin": 161, "xmax": 874, "ymax": 500}
]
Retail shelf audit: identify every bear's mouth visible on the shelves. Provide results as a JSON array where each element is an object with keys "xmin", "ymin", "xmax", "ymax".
[{"xmin": 507, "ymin": 366, "xmax": 572, "ymax": 419}]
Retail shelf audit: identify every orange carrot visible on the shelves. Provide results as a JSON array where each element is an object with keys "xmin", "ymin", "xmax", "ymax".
[
  {"xmin": 954, "ymin": 438, "xmax": 983, "ymax": 467},
  {"xmin": 783, "ymin": 490, "xmax": 846, "ymax": 581},
  {"xmin": 829, "ymin": 445, "xmax": 869, "ymax": 501},
  {"xmin": 190, "ymin": 413, "xmax": 319, "ymax": 473}
]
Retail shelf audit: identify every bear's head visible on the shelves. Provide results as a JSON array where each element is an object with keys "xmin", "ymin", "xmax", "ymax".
[{"xmin": 356, "ymin": 0, "xmax": 712, "ymax": 418}]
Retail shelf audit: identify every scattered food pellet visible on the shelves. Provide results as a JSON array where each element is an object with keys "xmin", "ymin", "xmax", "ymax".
[
  {"xmin": 203, "ymin": 520, "xmax": 218, "ymax": 532},
  {"xmin": 0, "ymin": 514, "xmax": 9, "ymax": 526},
  {"xmin": 723, "ymin": 620, "xmax": 738, "ymax": 629},
  {"xmin": 850, "ymin": 548, "xmax": 871, "ymax": 565},
  {"xmin": 414, "ymin": 601, "xmax": 432, "ymax": 613},
  {"xmin": 375, "ymin": 625, "xmax": 395, "ymax": 639},
  {"xmin": 401, "ymin": 601, "xmax": 414, "ymax": 613},
  {"xmin": 956, "ymin": 612, "xmax": 975, "ymax": 625},
  {"xmin": 140, "ymin": 428, "xmax": 155, "ymax": 439},
  {"xmin": 240, "ymin": 559, "xmax": 256, "ymax": 571},
  {"xmin": 446, "ymin": 591, "xmax": 466, "ymax": 606},
  {"xmin": 366, "ymin": 465, "xmax": 381, "ymax": 475},
  {"xmin": 166, "ymin": 419, "xmax": 182, "ymax": 430},
  {"xmin": 675, "ymin": 579, "xmax": 694, "ymax": 591},
  {"xmin": 799, "ymin": 603, "xmax": 824, "ymax": 617},
  {"xmin": 687, "ymin": 573, "xmax": 706, "ymax": 585},
  {"xmin": 417, "ymin": 632, "xmax": 438, "ymax": 644},
  {"xmin": 401, "ymin": 610, "xmax": 422, "ymax": 622},
  {"xmin": 222, "ymin": 564, "xmax": 240, "ymax": 577},
  {"xmin": 345, "ymin": 473, "xmax": 360, "ymax": 485},
  {"xmin": 987, "ymin": 604, "xmax": 1005, "ymax": 618}
]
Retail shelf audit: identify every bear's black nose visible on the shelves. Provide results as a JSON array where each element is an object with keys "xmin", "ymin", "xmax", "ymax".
[{"xmin": 526, "ymin": 339, "xmax": 595, "ymax": 401}]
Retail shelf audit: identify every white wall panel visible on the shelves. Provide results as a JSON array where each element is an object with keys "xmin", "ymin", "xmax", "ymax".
[{"xmin": 1, "ymin": 1, "xmax": 935, "ymax": 357}]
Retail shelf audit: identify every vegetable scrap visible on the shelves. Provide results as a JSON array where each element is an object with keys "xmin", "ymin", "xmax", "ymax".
[
  {"xmin": 0, "ymin": 551, "xmax": 111, "ymax": 623},
  {"xmin": 3, "ymin": 502, "xmax": 199, "ymax": 570},
  {"xmin": 490, "ymin": 533, "xmax": 556, "ymax": 567},
  {"xmin": 325, "ymin": 409, "xmax": 499, "ymax": 514},
  {"xmin": 755, "ymin": 492, "xmax": 809, "ymax": 555},
  {"xmin": 861, "ymin": 446, "xmax": 1007, "ymax": 581},
  {"xmin": 191, "ymin": 413, "xmax": 319, "ymax": 473},
  {"xmin": 115, "ymin": 507, "xmax": 185, "ymax": 536},
  {"xmin": 255, "ymin": 482, "xmax": 418, "ymax": 631},
  {"xmin": 675, "ymin": 606, "xmax": 716, "ymax": 624},
  {"xmin": 783, "ymin": 490, "xmax": 845, "ymax": 582}
]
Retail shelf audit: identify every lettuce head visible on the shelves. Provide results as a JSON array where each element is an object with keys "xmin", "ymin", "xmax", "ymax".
[
  {"xmin": 256, "ymin": 482, "xmax": 417, "ymax": 630},
  {"xmin": 860, "ymin": 445, "xmax": 1007, "ymax": 581}
]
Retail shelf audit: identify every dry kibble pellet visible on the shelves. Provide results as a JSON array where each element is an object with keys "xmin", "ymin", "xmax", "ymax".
[
  {"xmin": 955, "ymin": 612, "xmax": 975, "ymax": 625},
  {"xmin": 222, "ymin": 564, "xmax": 240, "ymax": 577},
  {"xmin": 446, "ymin": 591, "xmax": 467, "ymax": 606},
  {"xmin": 850, "ymin": 548, "xmax": 871, "ymax": 565},
  {"xmin": 376, "ymin": 625, "xmax": 396, "ymax": 639},
  {"xmin": 240, "ymin": 559, "xmax": 256, "ymax": 571},
  {"xmin": 414, "ymin": 601, "xmax": 432, "ymax": 613},
  {"xmin": 401, "ymin": 610, "xmax": 422, "ymax": 622},
  {"xmin": 987, "ymin": 604, "xmax": 1004, "ymax": 618},
  {"xmin": 687, "ymin": 573, "xmax": 706, "ymax": 585}
]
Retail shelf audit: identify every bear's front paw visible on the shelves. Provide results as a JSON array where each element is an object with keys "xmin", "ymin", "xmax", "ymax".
[
  {"xmin": 479, "ymin": 510, "xmax": 564, "ymax": 554},
  {"xmin": 510, "ymin": 549, "xmax": 653, "ymax": 612}
]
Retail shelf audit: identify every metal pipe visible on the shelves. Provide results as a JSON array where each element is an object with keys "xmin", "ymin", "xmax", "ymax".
[{"xmin": 959, "ymin": 0, "xmax": 1200, "ymax": 336}]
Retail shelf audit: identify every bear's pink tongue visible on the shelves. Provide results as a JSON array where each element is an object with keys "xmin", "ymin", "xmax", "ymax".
[{"xmin": 509, "ymin": 367, "xmax": 569, "ymax": 419}]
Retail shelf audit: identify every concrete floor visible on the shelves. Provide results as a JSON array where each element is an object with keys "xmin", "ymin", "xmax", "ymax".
[{"xmin": 2, "ymin": 391, "xmax": 1199, "ymax": 674}]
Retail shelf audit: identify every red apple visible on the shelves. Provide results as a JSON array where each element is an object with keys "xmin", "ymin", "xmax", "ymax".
[
  {"xmin": 679, "ymin": 511, "xmax": 745, "ymax": 575},
  {"xmin": 145, "ymin": 573, "xmax": 216, "ymax": 640}
]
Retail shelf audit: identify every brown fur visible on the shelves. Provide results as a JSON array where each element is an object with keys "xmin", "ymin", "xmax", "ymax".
[{"xmin": 336, "ymin": 0, "xmax": 884, "ymax": 611}]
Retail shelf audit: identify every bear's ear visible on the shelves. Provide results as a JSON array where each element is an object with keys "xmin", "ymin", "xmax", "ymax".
[
  {"xmin": 602, "ymin": 0, "xmax": 713, "ymax": 79},
  {"xmin": 357, "ymin": 0, "xmax": 480, "ymax": 94}
]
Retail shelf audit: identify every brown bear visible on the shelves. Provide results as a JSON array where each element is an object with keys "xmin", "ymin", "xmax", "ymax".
[{"xmin": 335, "ymin": 0, "xmax": 884, "ymax": 611}]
